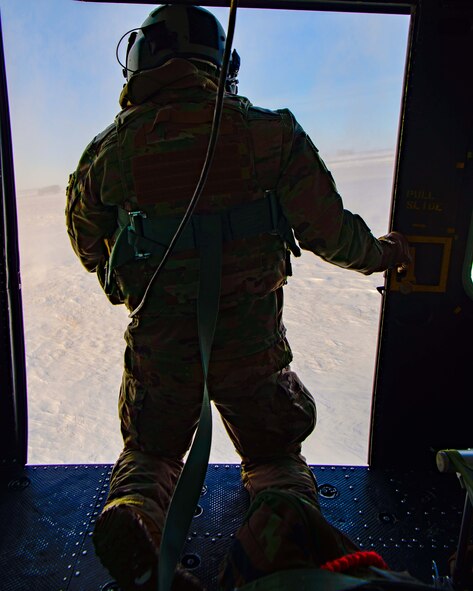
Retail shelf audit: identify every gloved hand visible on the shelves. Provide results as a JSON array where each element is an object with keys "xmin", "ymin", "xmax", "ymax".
[{"xmin": 378, "ymin": 231, "xmax": 412, "ymax": 274}]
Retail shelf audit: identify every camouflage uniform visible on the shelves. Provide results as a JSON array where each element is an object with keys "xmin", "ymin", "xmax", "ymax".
[{"xmin": 66, "ymin": 59, "xmax": 398, "ymax": 587}]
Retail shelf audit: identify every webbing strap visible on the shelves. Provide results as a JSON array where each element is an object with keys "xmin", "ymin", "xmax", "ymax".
[
  {"xmin": 123, "ymin": 196, "xmax": 282, "ymax": 255},
  {"xmin": 105, "ymin": 194, "xmax": 301, "ymax": 294},
  {"xmin": 158, "ymin": 216, "xmax": 222, "ymax": 591}
]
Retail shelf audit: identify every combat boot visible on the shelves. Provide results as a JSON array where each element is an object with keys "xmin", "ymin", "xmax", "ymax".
[
  {"xmin": 93, "ymin": 501, "xmax": 204, "ymax": 591},
  {"xmin": 219, "ymin": 488, "xmax": 430, "ymax": 590}
]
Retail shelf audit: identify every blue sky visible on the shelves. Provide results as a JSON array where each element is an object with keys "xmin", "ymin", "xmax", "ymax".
[{"xmin": 0, "ymin": 0, "xmax": 410, "ymax": 190}]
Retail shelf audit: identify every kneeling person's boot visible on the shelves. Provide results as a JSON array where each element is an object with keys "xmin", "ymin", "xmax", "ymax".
[
  {"xmin": 218, "ymin": 489, "xmax": 430, "ymax": 590},
  {"xmin": 219, "ymin": 488, "xmax": 360, "ymax": 589}
]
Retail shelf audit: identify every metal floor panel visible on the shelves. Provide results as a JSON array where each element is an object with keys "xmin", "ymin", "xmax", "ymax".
[{"xmin": 0, "ymin": 464, "xmax": 465, "ymax": 590}]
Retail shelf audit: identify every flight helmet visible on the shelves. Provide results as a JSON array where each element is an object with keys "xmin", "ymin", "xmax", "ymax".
[{"xmin": 124, "ymin": 4, "xmax": 226, "ymax": 80}]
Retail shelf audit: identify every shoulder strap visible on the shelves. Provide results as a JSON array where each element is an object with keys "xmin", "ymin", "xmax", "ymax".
[
  {"xmin": 246, "ymin": 106, "xmax": 285, "ymax": 191},
  {"xmin": 245, "ymin": 107, "xmax": 301, "ymax": 265},
  {"xmin": 277, "ymin": 108, "xmax": 296, "ymax": 174}
]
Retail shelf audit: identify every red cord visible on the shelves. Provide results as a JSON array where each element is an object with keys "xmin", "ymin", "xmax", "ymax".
[{"xmin": 320, "ymin": 550, "xmax": 389, "ymax": 573}]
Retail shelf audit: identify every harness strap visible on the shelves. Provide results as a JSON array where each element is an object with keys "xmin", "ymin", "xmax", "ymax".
[
  {"xmin": 105, "ymin": 193, "xmax": 301, "ymax": 295},
  {"xmin": 158, "ymin": 216, "xmax": 222, "ymax": 591}
]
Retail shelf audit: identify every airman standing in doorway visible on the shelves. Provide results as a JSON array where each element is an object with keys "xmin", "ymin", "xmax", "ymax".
[{"xmin": 66, "ymin": 4, "xmax": 411, "ymax": 590}]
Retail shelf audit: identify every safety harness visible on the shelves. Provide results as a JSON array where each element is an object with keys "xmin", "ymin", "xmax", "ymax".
[{"xmin": 105, "ymin": 191, "xmax": 301, "ymax": 296}]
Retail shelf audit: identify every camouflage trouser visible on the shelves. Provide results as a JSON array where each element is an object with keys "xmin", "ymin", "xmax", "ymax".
[
  {"xmin": 218, "ymin": 488, "xmax": 361, "ymax": 589},
  {"xmin": 104, "ymin": 314, "xmax": 320, "ymax": 585}
]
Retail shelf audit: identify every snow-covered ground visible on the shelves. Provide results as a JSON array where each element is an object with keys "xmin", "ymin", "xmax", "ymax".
[{"xmin": 17, "ymin": 150, "xmax": 395, "ymax": 467}]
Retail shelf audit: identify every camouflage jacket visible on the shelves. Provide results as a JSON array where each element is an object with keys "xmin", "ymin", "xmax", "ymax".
[{"xmin": 66, "ymin": 59, "xmax": 392, "ymax": 362}]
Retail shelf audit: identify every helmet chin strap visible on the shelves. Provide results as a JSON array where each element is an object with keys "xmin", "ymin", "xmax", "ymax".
[{"xmin": 130, "ymin": 0, "xmax": 239, "ymax": 318}]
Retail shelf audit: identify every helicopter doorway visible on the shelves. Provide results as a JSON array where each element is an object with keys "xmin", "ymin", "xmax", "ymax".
[{"xmin": 1, "ymin": 1, "xmax": 410, "ymax": 467}]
